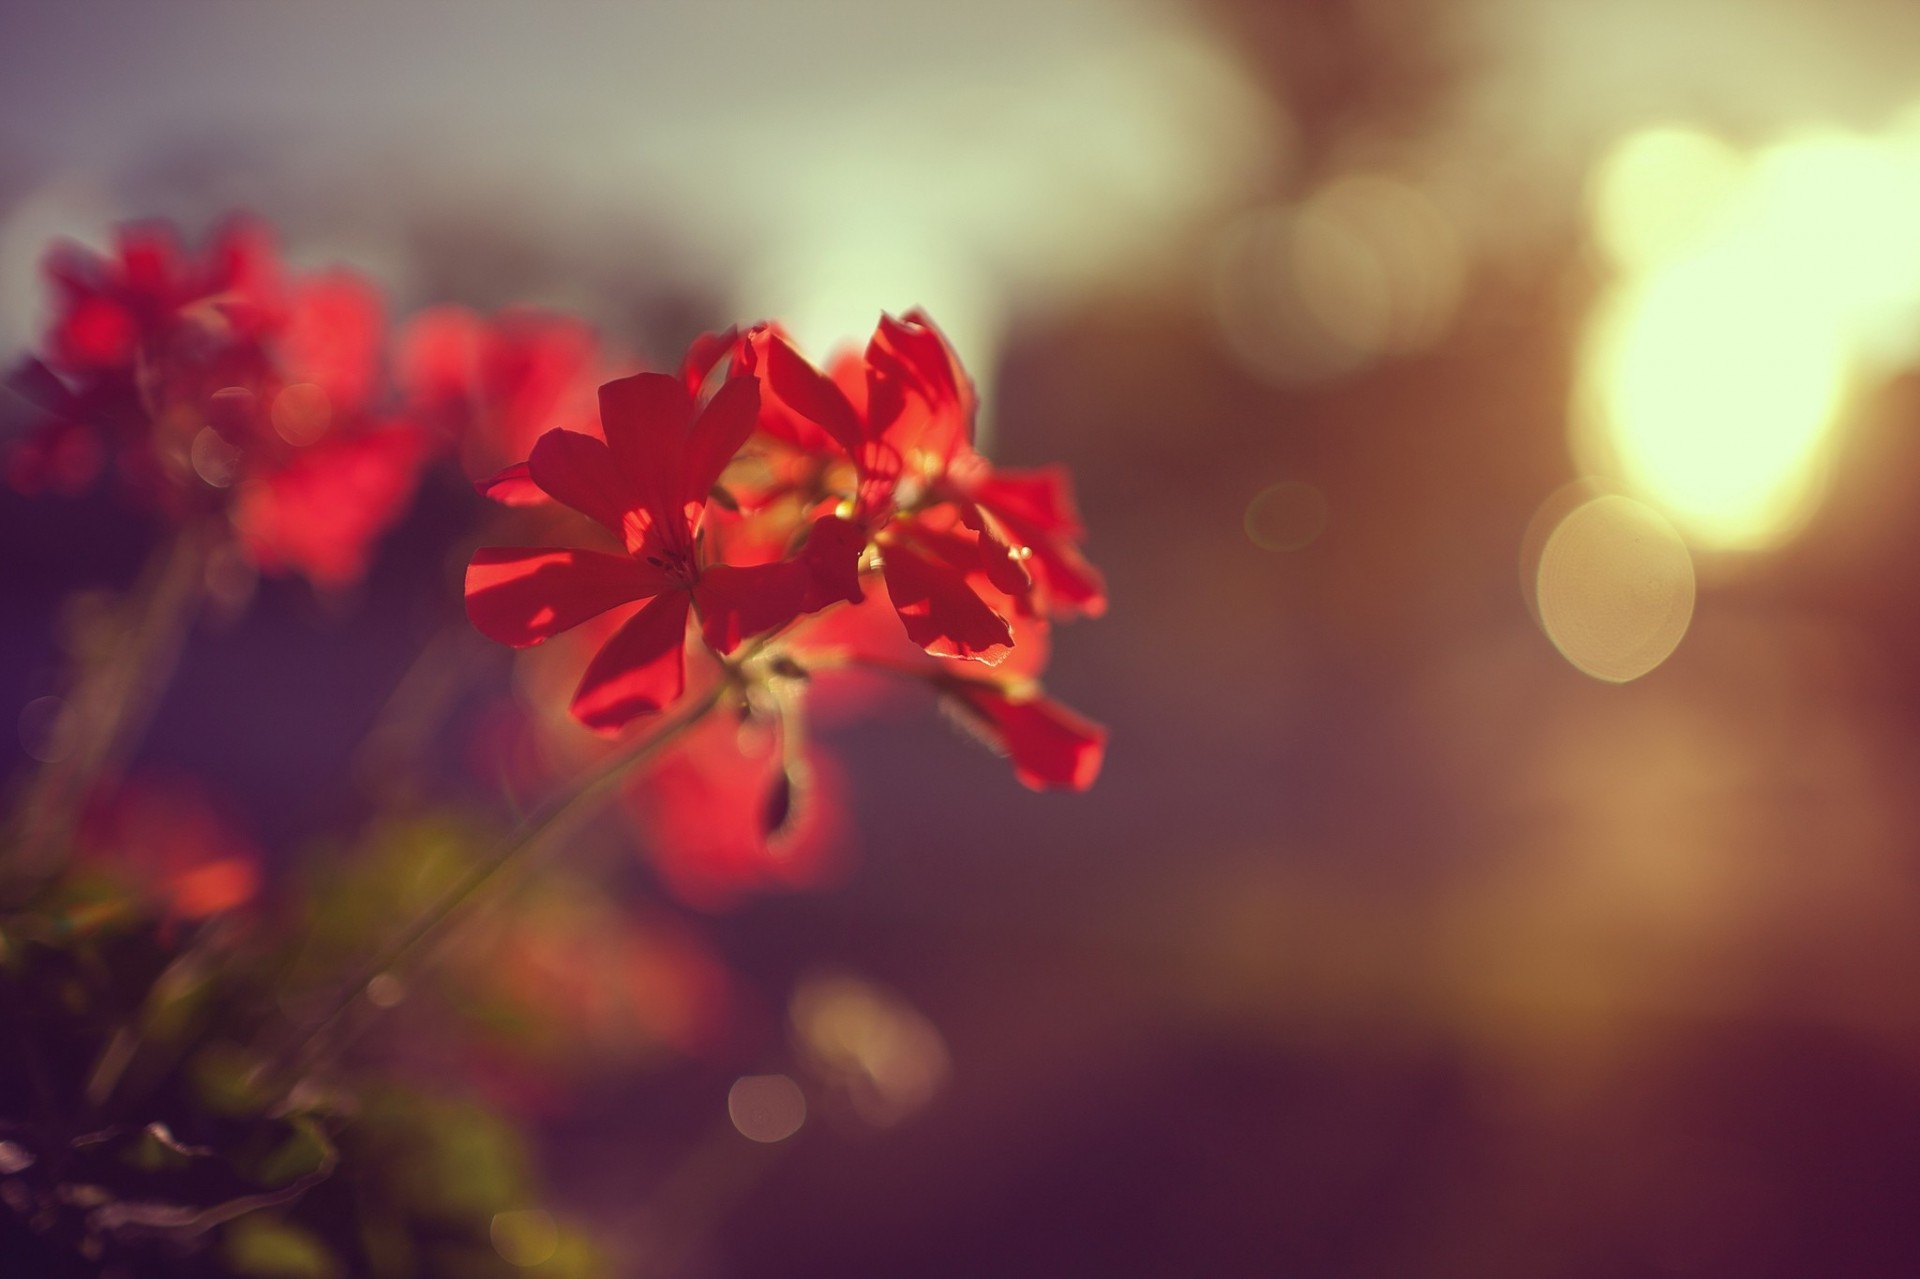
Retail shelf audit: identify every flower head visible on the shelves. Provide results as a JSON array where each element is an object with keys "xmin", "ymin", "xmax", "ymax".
[{"xmin": 466, "ymin": 348, "xmax": 820, "ymax": 731}]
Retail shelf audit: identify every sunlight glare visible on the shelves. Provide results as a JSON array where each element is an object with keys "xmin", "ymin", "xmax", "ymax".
[{"xmin": 1575, "ymin": 117, "xmax": 1920, "ymax": 551}]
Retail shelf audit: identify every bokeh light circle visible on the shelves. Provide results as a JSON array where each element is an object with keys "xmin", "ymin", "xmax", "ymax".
[
  {"xmin": 1243, "ymin": 482, "xmax": 1329, "ymax": 552},
  {"xmin": 728, "ymin": 1073, "xmax": 807, "ymax": 1144},
  {"xmin": 1535, "ymin": 494, "xmax": 1696, "ymax": 683}
]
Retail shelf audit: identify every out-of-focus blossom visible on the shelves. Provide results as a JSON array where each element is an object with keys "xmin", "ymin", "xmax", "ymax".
[
  {"xmin": 450, "ymin": 890, "xmax": 739, "ymax": 1110},
  {"xmin": 395, "ymin": 304, "xmax": 614, "ymax": 491},
  {"xmin": 5, "ymin": 217, "xmax": 427, "ymax": 589},
  {"xmin": 76, "ymin": 774, "xmax": 261, "ymax": 926},
  {"xmin": 622, "ymin": 671, "xmax": 851, "ymax": 909}
]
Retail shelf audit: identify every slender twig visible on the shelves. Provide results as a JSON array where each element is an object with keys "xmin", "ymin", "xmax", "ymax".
[{"xmin": 265, "ymin": 678, "xmax": 732, "ymax": 1089}]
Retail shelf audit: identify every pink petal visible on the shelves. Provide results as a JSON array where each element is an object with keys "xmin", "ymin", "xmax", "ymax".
[
  {"xmin": 572, "ymin": 591, "xmax": 693, "ymax": 731},
  {"xmin": 466, "ymin": 546, "xmax": 668, "ymax": 647},
  {"xmin": 881, "ymin": 542, "xmax": 1012, "ymax": 664}
]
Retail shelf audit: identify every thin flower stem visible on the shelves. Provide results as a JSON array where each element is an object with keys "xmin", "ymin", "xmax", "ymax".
[
  {"xmin": 5, "ymin": 529, "xmax": 207, "ymax": 887},
  {"xmin": 267, "ymin": 677, "xmax": 732, "ymax": 1088}
]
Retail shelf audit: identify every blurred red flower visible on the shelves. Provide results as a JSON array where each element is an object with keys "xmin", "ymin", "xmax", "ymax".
[
  {"xmin": 6, "ymin": 217, "xmax": 427, "ymax": 589},
  {"xmin": 77, "ymin": 774, "xmax": 262, "ymax": 926}
]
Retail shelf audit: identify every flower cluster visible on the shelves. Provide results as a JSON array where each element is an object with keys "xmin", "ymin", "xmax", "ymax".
[
  {"xmin": 5, "ymin": 219, "xmax": 426, "ymax": 588},
  {"xmin": 2, "ymin": 214, "xmax": 1110, "ymax": 1274},
  {"xmin": 464, "ymin": 313, "xmax": 1108, "ymax": 864},
  {"xmin": 4, "ymin": 217, "xmax": 1106, "ymax": 907}
]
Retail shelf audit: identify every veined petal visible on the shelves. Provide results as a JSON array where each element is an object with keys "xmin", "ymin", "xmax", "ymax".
[
  {"xmin": 599, "ymin": 372, "xmax": 693, "ymax": 517},
  {"xmin": 681, "ymin": 373, "xmax": 760, "ymax": 509},
  {"xmin": 572, "ymin": 591, "xmax": 692, "ymax": 731},
  {"xmin": 466, "ymin": 546, "xmax": 668, "ymax": 647},
  {"xmin": 951, "ymin": 685, "xmax": 1106, "ymax": 791},
  {"xmin": 527, "ymin": 428, "xmax": 639, "ymax": 535},
  {"xmin": 695, "ymin": 559, "xmax": 809, "ymax": 654},
  {"xmin": 881, "ymin": 542, "xmax": 1012, "ymax": 664}
]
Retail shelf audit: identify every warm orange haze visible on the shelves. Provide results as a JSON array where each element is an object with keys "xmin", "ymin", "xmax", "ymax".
[{"xmin": 6, "ymin": 1, "xmax": 1920, "ymax": 1275}]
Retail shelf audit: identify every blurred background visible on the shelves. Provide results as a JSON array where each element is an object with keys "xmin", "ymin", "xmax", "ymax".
[{"xmin": 9, "ymin": 0, "xmax": 1920, "ymax": 1274}]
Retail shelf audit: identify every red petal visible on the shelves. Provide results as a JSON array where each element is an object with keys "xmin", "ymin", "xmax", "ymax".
[
  {"xmin": 572, "ymin": 592, "xmax": 692, "ymax": 731},
  {"xmin": 695, "ymin": 559, "xmax": 809, "ymax": 653},
  {"xmin": 598, "ymin": 372, "xmax": 693, "ymax": 517},
  {"xmin": 960, "ymin": 502, "xmax": 1034, "ymax": 598},
  {"xmin": 766, "ymin": 333, "xmax": 865, "ymax": 455},
  {"xmin": 475, "ymin": 460, "xmax": 549, "ymax": 507},
  {"xmin": 975, "ymin": 467, "xmax": 1106, "ymax": 618},
  {"xmin": 527, "ymin": 428, "xmax": 640, "ymax": 537},
  {"xmin": 681, "ymin": 373, "xmax": 760, "ymax": 509},
  {"xmin": 881, "ymin": 542, "xmax": 1012, "ymax": 663},
  {"xmin": 466, "ymin": 546, "xmax": 667, "ymax": 647},
  {"xmin": 680, "ymin": 326, "xmax": 740, "ymax": 394},
  {"xmin": 952, "ymin": 686, "xmax": 1106, "ymax": 791},
  {"xmin": 798, "ymin": 515, "xmax": 868, "ymax": 612}
]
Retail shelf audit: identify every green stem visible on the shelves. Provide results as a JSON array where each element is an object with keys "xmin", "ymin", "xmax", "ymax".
[{"xmin": 267, "ymin": 678, "xmax": 732, "ymax": 1088}]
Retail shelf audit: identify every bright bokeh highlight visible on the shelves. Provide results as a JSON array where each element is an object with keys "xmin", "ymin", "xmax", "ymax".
[
  {"xmin": 1577, "ymin": 114, "xmax": 1920, "ymax": 551},
  {"xmin": 728, "ymin": 1074, "xmax": 807, "ymax": 1144},
  {"xmin": 1535, "ymin": 494, "xmax": 1695, "ymax": 683}
]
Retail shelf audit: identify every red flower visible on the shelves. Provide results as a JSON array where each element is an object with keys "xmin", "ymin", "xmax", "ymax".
[
  {"xmin": 754, "ymin": 312, "xmax": 1107, "ymax": 665},
  {"xmin": 466, "ymin": 367, "xmax": 812, "ymax": 731}
]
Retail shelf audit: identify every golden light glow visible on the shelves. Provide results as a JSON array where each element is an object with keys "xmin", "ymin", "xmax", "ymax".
[
  {"xmin": 1535, "ymin": 494, "xmax": 1694, "ymax": 683},
  {"xmin": 1578, "ymin": 117, "xmax": 1920, "ymax": 551},
  {"xmin": 790, "ymin": 972, "xmax": 949, "ymax": 1128},
  {"xmin": 1590, "ymin": 126, "xmax": 1743, "ymax": 272},
  {"xmin": 1211, "ymin": 173, "xmax": 1465, "ymax": 385},
  {"xmin": 1585, "ymin": 253, "xmax": 1847, "ymax": 550},
  {"xmin": 490, "ymin": 1209, "xmax": 559, "ymax": 1268}
]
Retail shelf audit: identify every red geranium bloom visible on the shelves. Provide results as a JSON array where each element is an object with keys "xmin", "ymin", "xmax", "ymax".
[
  {"xmin": 747, "ymin": 313, "xmax": 1106, "ymax": 674},
  {"xmin": 466, "ymin": 367, "xmax": 813, "ymax": 731}
]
